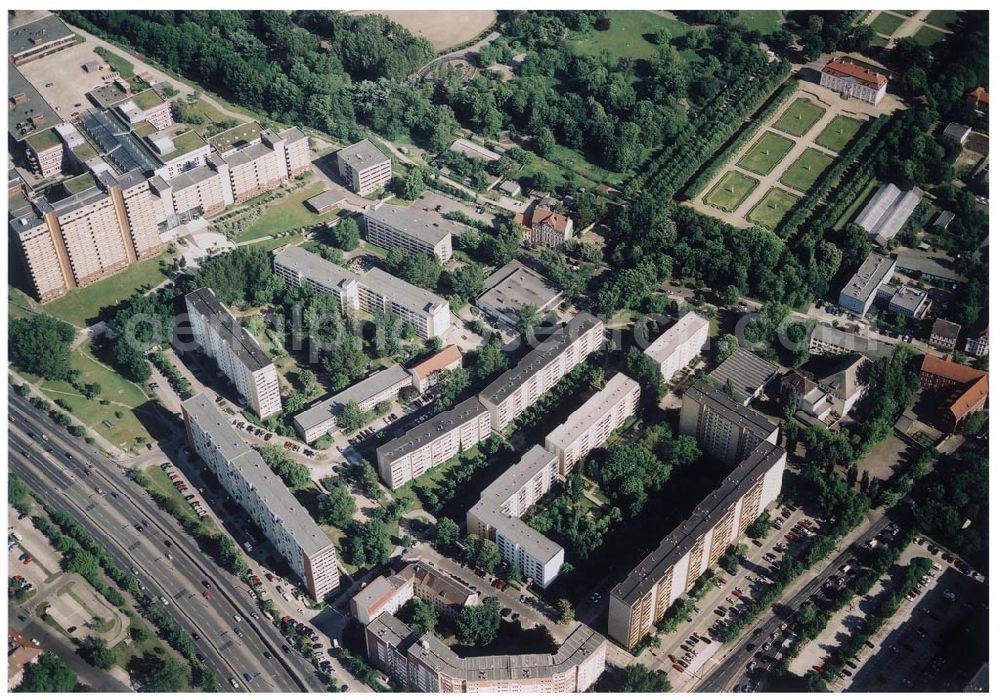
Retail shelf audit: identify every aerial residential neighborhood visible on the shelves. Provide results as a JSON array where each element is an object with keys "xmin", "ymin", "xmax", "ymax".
[{"xmin": 7, "ymin": 6, "xmax": 989, "ymax": 695}]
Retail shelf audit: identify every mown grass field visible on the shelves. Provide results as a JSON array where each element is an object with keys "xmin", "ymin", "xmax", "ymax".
[
  {"xmin": 44, "ymin": 255, "xmax": 170, "ymax": 327},
  {"xmin": 234, "ymin": 182, "xmax": 340, "ymax": 243},
  {"xmin": 747, "ymin": 187, "xmax": 800, "ymax": 231},
  {"xmin": 734, "ymin": 10, "xmax": 784, "ymax": 33},
  {"xmin": 815, "ymin": 115, "xmax": 865, "ymax": 152},
  {"xmin": 913, "ymin": 25, "xmax": 947, "ymax": 46},
  {"xmin": 41, "ymin": 343, "xmax": 150, "ymax": 407},
  {"xmin": 704, "ymin": 170, "xmax": 759, "ymax": 212},
  {"xmin": 737, "ymin": 131, "xmax": 795, "ymax": 176},
  {"xmin": 779, "ymin": 148, "xmax": 835, "ymax": 193},
  {"xmin": 566, "ymin": 11, "xmax": 694, "ymax": 62},
  {"xmin": 925, "ymin": 10, "xmax": 961, "ymax": 29},
  {"xmin": 869, "ymin": 12, "xmax": 905, "ymax": 36},
  {"xmin": 772, "ymin": 98, "xmax": 826, "ymax": 138}
]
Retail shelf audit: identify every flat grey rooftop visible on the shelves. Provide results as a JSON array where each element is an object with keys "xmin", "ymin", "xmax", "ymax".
[
  {"xmin": 707, "ymin": 348, "xmax": 779, "ymax": 405},
  {"xmin": 8, "ymin": 63, "xmax": 59, "ymax": 142},
  {"xmin": 376, "ymin": 396, "xmax": 487, "ymax": 464},
  {"xmin": 185, "ymin": 287, "xmax": 273, "ymax": 372},
  {"xmin": 9, "ymin": 13, "xmax": 73, "ymax": 56},
  {"xmin": 841, "ymin": 252, "xmax": 896, "ymax": 304},
  {"xmin": 612, "ymin": 442, "xmax": 784, "ymax": 606},
  {"xmin": 643, "ymin": 311, "xmax": 709, "ymax": 366},
  {"xmin": 182, "ymin": 393, "xmax": 333, "ymax": 557},
  {"xmin": 477, "ymin": 260, "xmax": 563, "ymax": 321},
  {"xmin": 337, "ymin": 139, "xmax": 390, "ymax": 168},
  {"xmin": 364, "ymin": 203, "xmax": 460, "ymax": 247},
  {"xmin": 479, "ymin": 314, "xmax": 603, "ymax": 407},
  {"xmin": 293, "ymin": 364, "xmax": 409, "ymax": 433},
  {"xmin": 544, "ymin": 373, "xmax": 638, "ymax": 450},
  {"xmin": 854, "ymin": 183, "xmax": 922, "ymax": 245},
  {"xmin": 167, "ymin": 164, "xmax": 219, "ymax": 191},
  {"xmin": 684, "ymin": 379, "xmax": 777, "ymax": 440},
  {"xmin": 273, "ymin": 245, "xmax": 360, "ymax": 292},
  {"xmin": 362, "ymin": 266, "xmax": 448, "ymax": 314}
]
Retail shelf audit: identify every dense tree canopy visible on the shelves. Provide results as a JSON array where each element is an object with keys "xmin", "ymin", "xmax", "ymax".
[{"xmin": 10, "ymin": 315, "xmax": 76, "ymax": 381}]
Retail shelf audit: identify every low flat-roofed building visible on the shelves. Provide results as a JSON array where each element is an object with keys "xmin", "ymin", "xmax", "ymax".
[
  {"xmin": 9, "ymin": 13, "xmax": 75, "ymax": 65},
  {"xmin": 450, "ymin": 138, "xmax": 501, "ymax": 162},
  {"xmin": 879, "ymin": 284, "xmax": 931, "ymax": 319},
  {"xmin": 929, "ymin": 318, "xmax": 962, "ymax": 351},
  {"xmin": 707, "ymin": 347, "xmax": 779, "ymax": 406},
  {"xmin": 364, "ymin": 203, "xmax": 456, "ymax": 262},
  {"xmin": 933, "ymin": 210, "xmax": 955, "ymax": 229},
  {"xmin": 185, "ymin": 287, "xmax": 282, "ymax": 419},
  {"xmin": 476, "ymin": 260, "xmax": 563, "ymax": 327},
  {"xmin": 293, "ymin": 364, "xmax": 413, "ymax": 443},
  {"xmin": 854, "ymin": 183, "xmax": 922, "ymax": 247},
  {"xmin": 365, "ymin": 613, "xmax": 607, "ymax": 693},
  {"xmin": 608, "ymin": 442, "xmax": 785, "ymax": 648},
  {"xmin": 181, "ymin": 394, "xmax": 339, "ymax": 600},
  {"xmin": 337, "ymin": 139, "xmax": 392, "ymax": 195},
  {"xmin": 643, "ymin": 311, "xmax": 710, "ymax": 383},
  {"xmin": 376, "ymin": 397, "xmax": 492, "ymax": 490},
  {"xmin": 350, "ymin": 573, "xmax": 415, "ymax": 626},
  {"xmin": 543, "ymin": 373, "xmax": 640, "ymax": 474},
  {"xmin": 479, "ymin": 314, "xmax": 605, "ymax": 432},
  {"xmin": 839, "ymin": 251, "xmax": 896, "ymax": 316},
  {"xmin": 679, "ymin": 380, "xmax": 779, "ymax": 467},
  {"xmin": 894, "ymin": 251, "xmax": 967, "ymax": 285},
  {"xmin": 408, "ymin": 345, "xmax": 463, "ymax": 394},
  {"xmin": 305, "ymin": 189, "xmax": 347, "ymax": 213},
  {"xmin": 809, "ymin": 324, "xmax": 895, "ymax": 361}
]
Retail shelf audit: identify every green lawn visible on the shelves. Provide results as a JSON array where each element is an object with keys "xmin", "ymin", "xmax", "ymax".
[
  {"xmin": 703, "ymin": 171, "xmax": 759, "ymax": 212},
  {"xmin": 925, "ymin": 10, "xmax": 961, "ymax": 29},
  {"xmin": 747, "ymin": 187, "xmax": 800, "ymax": 231},
  {"xmin": 815, "ymin": 115, "xmax": 865, "ymax": 152},
  {"xmin": 737, "ymin": 132, "xmax": 795, "ymax": 176},
  {"xmin": 779, "ymin": 148, "xmax": 835, "ymax": 193},
  {"xmin": 245, "ymin": 233, "xmax": 307, "ymax": 253},
  {"xmin": 234, "ymin": 183, "xmax": 340, "ymax": 242},
  {"xmin": 9, "ymin": 285, "xmax": 42, "ymax": 320},
  {"xmin": 869, "ymin": 35, "xmax": 890, "ymax": 48},
  {"xmin": 913, "ymin": 25, "xmax": 947, "ymax": 46},
  {"xmin": 566, "ymin": 11, "xmax": 693, "ymax": 62},
  {"xmin": 734, "ymin": 10, "xmax": 784, "ymax": 33},
  {"xmin": 44, "ymin": 255, "xmax": 171, "ymax": 328},
  {"xmin": 834, "ymin": 177, "xmax": 879, "ymax": 231},
  {"xmin": 143, "ymin": 465, "xmax": 214, "ymax": 528},
  {"xmin": 41, "ymin": 388, "xmax": 153, "ymax": 451},
  {"xmin": 869, "ymin": 12, "xmax": 905, "ymax": 36},
  {"xmin": 94, "ymin": 46, "xmax": 135, "ymax": 79},
  {"xmin": 772, "ymin": 98, "xmax": 826, "ymax": 138},
  {"xmin": 181, "ymin": 98, "xmax": 244, "ymax": 136},
  {"xmin": 41, "ymin": 343, "xmax": 149, "ymax": 408}
]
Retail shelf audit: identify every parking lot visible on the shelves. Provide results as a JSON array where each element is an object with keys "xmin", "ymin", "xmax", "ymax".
[
  {"xmin": 846, "ymin": 540, "xmax": 986, "ymax": 691},
  {"xmin": 641, "ymin": 503, "xmax": 823, "ymax": 688}
]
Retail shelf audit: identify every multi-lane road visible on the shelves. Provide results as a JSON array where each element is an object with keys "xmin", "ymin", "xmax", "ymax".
[{"xmin": 8, "ymin": 391, "xmax": 328, "ymax": 693}]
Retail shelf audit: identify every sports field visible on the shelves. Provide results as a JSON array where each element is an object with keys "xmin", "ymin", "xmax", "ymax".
[
  {"xmin": 772, "ymin": 98, "xmax": 826, "ymax": 138},
  {"xmin": 747, "ymin": 188, "xmax": 800, "ymax": 231},
  {"xmin": 869, "ymin": 12, "xmax": 905, "ymax": 36},
  {"xmin": 704, "ymin": 171, "xmax": 760, "ymax": 212},
  {"xmin": 779, "ymin": 149, "xmax": 835, "ymax": 193},
  {"xmin": 913, "ymin": 25, "xmax": 947, "ymax": 46},
  {"xmin": 737, "ymin": 132, "xmax": 796, "ymax": 176},
  {"xmin": 815, "ymin": 116, "xmax": 865, "ymax": 152}
]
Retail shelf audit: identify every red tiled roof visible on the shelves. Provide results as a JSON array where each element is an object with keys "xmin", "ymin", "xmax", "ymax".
[
  {"xmin": 528, "ymin": 207, "xmax": 571, "ymax": 235},
  {"xmin": 967, "ymin": 86, "xmax": 989, "ymax": 105},
  {"xmin": 920, "ymin": 355, "xmax": 989, "ymax": 426},
  {"xmin": 822, "ymin": 59, "xmax": 888, "ymax": 89},
  {"xmin": 920, "ymin": 354, "xmax": 986, "ymax": 385},
  {"xmin": 408, "ymin": 345, "xmax": 461, "ymax": 380},
  {"xmin": 949, "ymin": 375, "xmax": 988, "ymax": 424}
]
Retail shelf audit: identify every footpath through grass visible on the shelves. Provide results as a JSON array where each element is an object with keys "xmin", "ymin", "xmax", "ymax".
[{"xmin": 234, "ymin": 182, "xmax": 341, "ymax": 242}]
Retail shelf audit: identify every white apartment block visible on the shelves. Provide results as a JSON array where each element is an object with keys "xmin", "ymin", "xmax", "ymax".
[
  {"xmin": 363, "ymin": 203, "xmax": 454, "ymax": 262},
  {"xmin": 643, "ymin": 311, "xmax": 710, "ymax": 383},
  {"xmin": 336, "ymin": 139, "xmax": 392, "ymax": 195},
  {"xmin": 182, "ymin": 394, "xmax": 339, "ymax": 601},
  {"xmin": 820, "ymin": 59, "xmax": 888, "ymax": 105},
  {"xmin": 679, "ymin": 380, "xmax": 779, "ymax": 467},
  {"xmin": 479, "ymin": 314, "xmax": 605, "ymax": 432},
  {"xmin": 376, "ymin": 397, "xmax": 492, "ymax": 490},
  {"xmin": 185, "ymin": 288, "xmax": 282, "ymax": 419},
  {"xmin": 608, "ymin": 443, "xmax": 785, "ymax": 648},
  {"xmin": 349, "ymin": 573, "xmax": 415, "ymax": 626},
  {"xmin": 467, "ymin": 446, "xmax": 564, "ymax": 587},
  {"xmin": 273, "ymin": 246, "xmax": 451, "ymax": 340},
  {"xmin": 544, "ymin": 373, "xmax": 640, "ymax": 475}
]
